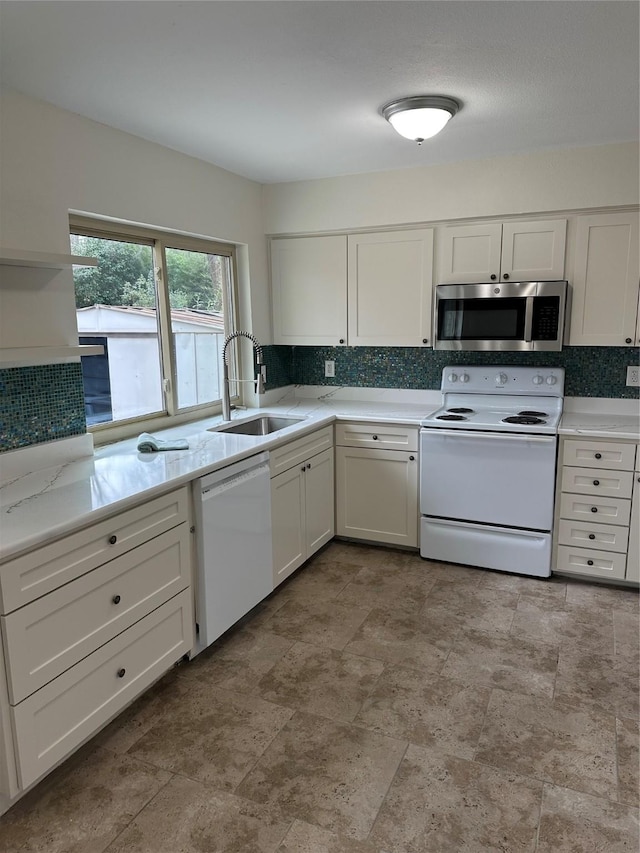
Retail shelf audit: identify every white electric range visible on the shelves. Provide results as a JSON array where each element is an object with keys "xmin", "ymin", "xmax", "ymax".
[{"xmin": 420, "ymin": 365, "xmax": 565, "ymax": 578}]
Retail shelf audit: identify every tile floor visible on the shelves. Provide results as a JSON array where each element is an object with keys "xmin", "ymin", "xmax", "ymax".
[{"xmin": 1, "ymin": 541, "xmax": 638, "ymax": 852}]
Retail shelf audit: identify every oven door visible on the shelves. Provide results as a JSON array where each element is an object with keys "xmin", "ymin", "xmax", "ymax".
[{"xmin": 420, "ymin": 428, "xmax": 557, "ymax": 530}]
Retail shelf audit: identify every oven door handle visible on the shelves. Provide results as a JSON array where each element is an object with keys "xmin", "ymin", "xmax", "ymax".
[
  {"xmin": 420, "ymin": 429, "xmax": 555, "ymax": 443},
  {"xmin": 524, "ymin": 296, "xmax": 534, "ymax": 342}
]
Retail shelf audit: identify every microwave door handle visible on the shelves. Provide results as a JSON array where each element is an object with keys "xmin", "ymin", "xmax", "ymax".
[{"xmin": 524, "ymin": 296, "xmax": 534, "ymax": 342}]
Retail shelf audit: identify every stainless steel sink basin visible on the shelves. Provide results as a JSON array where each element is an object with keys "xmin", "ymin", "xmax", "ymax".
[{"xmin": 211, "ymin": 415, "xmax": 304, "ymax": 436}]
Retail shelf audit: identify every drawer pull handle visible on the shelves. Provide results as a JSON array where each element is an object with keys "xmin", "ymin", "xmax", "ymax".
[
  {"xmin": 593, "ymin": 480, "xmax": 600, "ymax": 486},
  {"xmin": 112, "ymin": 594, "xmax": 121, "ymax": 605},
  {"xmin": 372, "ymin": 435, "xmax": 378, "ymax": 440},
  {"xmin": 587, "ymin": 560, "xmax": 594, "ymax": 566},
  {"xmin": 588, "ymin": 534, "xmax": 595, "ymax": 540},
  {"xmin": 117, "ymin": 668, "xmax": 126, "ymax": 678},
  {"xmin": 591, "ymin": 507, "xmax": 598, "ymax": 513},
  {"xmin": 594, "ymin": 453, "xmax": 602, "ymax": 459},
  {"xmin": 108, "ymin": 535, "xmax": 118, "ymax": 545}
]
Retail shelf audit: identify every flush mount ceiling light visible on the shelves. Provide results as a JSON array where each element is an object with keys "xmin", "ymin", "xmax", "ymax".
[{"xmin": 382, "ymin": 96, "xmax": 460, "ymax": 144}]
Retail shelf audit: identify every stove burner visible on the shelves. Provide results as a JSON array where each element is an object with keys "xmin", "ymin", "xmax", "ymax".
[
  {"xmin": 503, "ymin": 416, "xmax": 546, "ymax": 425},
  {"xmin": 447, "ymin": 407, "xmax": 474, "ymax": 414},
  {"xmin": 518, "ymin": 410, "xmax": 547, "ymax": 417},
  {"xmin": 436, "ymin": 414, "xmax": 468, "ymax": 421}
]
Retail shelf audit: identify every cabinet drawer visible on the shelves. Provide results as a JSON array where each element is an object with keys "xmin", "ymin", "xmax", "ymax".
[
  {"xmin": 2, "ymin": 525, "xmax": 191, "ymax": 705},
  {"xmin": 557, "ymin": 519, "xmax": 629, "ymax": 554},
  {"xmin": 556, "ymin": 545, "xmax": 627, "ymax": 581},
  {"xmin": 561, "ymin": 466, "xmax": 633, "ymax": 499},
  {"xmin": 269, "ymin": 426, "xmax": 333, "ymax": 477},
  {"xmin": 12, "ymin": 589, "xmax": 193, "ymax": 790},
  {"xmin": 559, "ymin": 492, "xmax": 631, "ymax": 527},
  {"xmin": 0, "ymin": 488, "xmax": 189, "ymax": 613},
  {"xmin": 335, "ymin": 422, "xmax": 419, "ymax": 451},
  {"xmin": 563, "ymin": 439, "xmax": 636, "ymax": 471}
]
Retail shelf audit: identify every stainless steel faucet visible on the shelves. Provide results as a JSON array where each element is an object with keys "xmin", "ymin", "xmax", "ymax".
[{"xmin": 221, "ymin": 331, "xmax": 265, "ymax": 421}]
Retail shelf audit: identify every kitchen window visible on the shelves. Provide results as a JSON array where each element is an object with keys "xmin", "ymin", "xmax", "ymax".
[{"xmin": 70, "ymin": 218, "xmax": 239, "ymax": 439}]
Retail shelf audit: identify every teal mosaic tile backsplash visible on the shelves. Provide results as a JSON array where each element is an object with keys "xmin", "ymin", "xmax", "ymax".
[
  {"xmin": 264, "ymin": 345, "xmax": 640, "ymax": 399},
  {"xmin": 2, "ymin": 347, "xmax": 637, "ymax": 454},
  {"xmin": 0, "ymin": 363, "xmax": 86, "ymax": 452}
]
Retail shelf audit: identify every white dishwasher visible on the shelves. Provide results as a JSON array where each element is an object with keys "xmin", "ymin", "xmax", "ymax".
[{"xmin": 192, "ymin": 451, "xmax": 272, "ymax": 655}]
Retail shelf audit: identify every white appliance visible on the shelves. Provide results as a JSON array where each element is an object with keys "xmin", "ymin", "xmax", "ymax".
[
  {"xmin": 420, "ymin": 365, "xmax": 565, "ymax": 577},
  {"xmin": 193, "ymin": 451, "xmax": 272, "ymax": 655}
]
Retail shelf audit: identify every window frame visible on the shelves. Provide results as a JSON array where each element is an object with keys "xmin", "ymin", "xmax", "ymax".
[{"xmin": 70, "ymin": 216, "xmax": 241, "ymax": 444}]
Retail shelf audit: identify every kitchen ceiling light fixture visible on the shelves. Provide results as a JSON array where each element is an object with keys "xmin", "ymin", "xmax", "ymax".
[{"xmin": 382, "ymin": 96, "xmax": 460, "ymax": 144}]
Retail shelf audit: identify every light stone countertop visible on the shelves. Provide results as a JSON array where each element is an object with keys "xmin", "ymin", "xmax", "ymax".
[
  {"xmin": 0, "ymin": 386, "xmax": 439, "ymax": 562},
  {"xmin": 2, "ymin": 386, "xmax": 638, "ymax": 563},
  {"xmin": 559, "ymin": 398, "xmax": 640, "ymax": 441}
]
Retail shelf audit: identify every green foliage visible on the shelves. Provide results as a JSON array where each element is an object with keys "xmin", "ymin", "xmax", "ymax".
[{"xmin": 71, "ymin": 235, "xmax": 224, "ymax": 313}]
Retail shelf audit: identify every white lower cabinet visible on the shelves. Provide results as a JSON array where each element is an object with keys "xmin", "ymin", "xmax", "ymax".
[
  {"xmin": 271, "ymin": 427, "xmax": 335, "ymax": 587},
  {"xmin": 554, "ymin": 438, "xmax": 638, "ymax": 582},
  {"xmin": 0, "ymin": 487, "xmax": 194, "ymax": 805},
  {"xmin": 335, "ymin": 423, "xmax": 419, "ymax": 547},
  {"xmin": 627, "ymin": 465, "xmax": 640, "ymax": 583},
  {"xmin": 12, "ymin": 590, "xmax": 192, "ymax": 789}
]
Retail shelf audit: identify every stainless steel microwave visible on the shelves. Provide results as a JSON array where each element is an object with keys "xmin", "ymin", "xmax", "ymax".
[{"xmin": 433, "ymin": 280, "xmax": 568, "ymax": 351}]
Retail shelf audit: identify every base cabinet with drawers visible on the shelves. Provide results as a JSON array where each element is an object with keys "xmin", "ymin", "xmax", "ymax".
[
  {"xmin": 553, "ymin": 437, "xmax": 639, "ymax": 582},
  {"xmin": 270, "ymin": 426, "xmax": 335, "ymax": 587},
  {"xmin": 335, "ymin": 422, "xmax": 419, "ymax": 547},
  {"xmin": 0, "ymin": 487, "xmax": 194, "ymax": 806}
]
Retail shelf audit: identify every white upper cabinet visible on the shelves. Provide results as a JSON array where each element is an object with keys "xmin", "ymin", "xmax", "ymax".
[
  {"xmin": 436, "ymin": 219, "xmax": 566, "ymax": 284},
  {"xmin": 568, "ymin": 212, "xmax": 640, "ymax": 347},
  {"xmin": 271, "ymin": 235, "xmax": 347, "ymax": 346},
  {"xmin": 347, "ymin": 229, "xmax": 433, "ymax": 346}
]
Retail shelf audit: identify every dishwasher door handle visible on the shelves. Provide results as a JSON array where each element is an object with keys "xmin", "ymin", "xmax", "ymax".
[{"xmin": 200, "ymin": 462, "xmax": 270, "ymax": 500}]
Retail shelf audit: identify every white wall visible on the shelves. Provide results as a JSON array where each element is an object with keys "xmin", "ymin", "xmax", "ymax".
[
  {"xmin": 0, "ymin": 91, "xmax": 271, "ymax": 346},
  {"xmin": 263, "ymin": 142, "xmax": 639, "ymax": 235}
]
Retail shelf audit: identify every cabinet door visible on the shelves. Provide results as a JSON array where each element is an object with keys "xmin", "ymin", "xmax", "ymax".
[
  {"xmin": 436, "ymin": 223, "xmax": 502, "ymax": 284},
  {"xmin": 569, "ymin": 212, "xmax": 639, "ymax": 346},
  {"xmin": 347, "ymin": 229, "xmax": 433, "ymax": 346},
  {"xmin": 271, "ymin": 236, "xmax": 347, "ymax": 346},
  {"xmin": 304, "ymin": 448, "xmax": 334, "ymax": 557},
  {"xmin": 271, "ymin": 465, "xmax": 306, "ymax": 587},
  {"xmin": 627, "ymin": 475, "xmax": 639, "ymax": 583},
  {"xmin": 336, "ymin": 447, "xmax": 418, "ymax": 547},
  {"xmin": 500, "ymin": 219, "xmax": 566, "ymax": 281}
]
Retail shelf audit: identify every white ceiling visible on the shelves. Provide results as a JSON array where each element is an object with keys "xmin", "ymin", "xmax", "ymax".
[{"xmin": 1, "ymin": 1, "xmax": 638, "ymax": 184}]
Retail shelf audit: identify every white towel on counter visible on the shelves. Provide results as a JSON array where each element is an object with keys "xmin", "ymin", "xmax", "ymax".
[{"xmin": 137, "ymin": 432, "xmax": 189, "ymax": 453}]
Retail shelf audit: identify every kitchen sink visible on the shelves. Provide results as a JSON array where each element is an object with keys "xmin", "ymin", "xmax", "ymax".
[{"xmin": 210, "ymin": 415, "xmax": 304, "ymax": 436}]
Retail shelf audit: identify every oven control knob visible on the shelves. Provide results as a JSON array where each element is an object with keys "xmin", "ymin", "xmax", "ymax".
[
  {"xmin": 448, "ymin": 372, "xmax": 458, "ymax": 383},
  {"xmin": 545, "ymin": 375, "xmax": 557, "ymax": 386},
  {"xmin": 459, "ymin": 372, "xmax": 469, "ymax": 383},
  {"xmin": 532, "ymin": 374, "xmax": 544, "ymax": 385},
  {"xmin": 495, "ymin": 372, "xmax": 508, "ymax": 385}
]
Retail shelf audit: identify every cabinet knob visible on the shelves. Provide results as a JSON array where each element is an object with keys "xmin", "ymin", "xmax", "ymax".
[
  {"xmin": 117, "ymin": 668, "xmax": 126, "ymax": 678},
  {"xmin": 625, "ymin": 338, "xmax": 632, "ymax": 344},
  {"xmin": 587, "ymin": 560, "xmax": 594, "ymax": 566},
  {"xmin": 490, "ymin": 274, "xmax": 497, "ymax": 281},
  {"xmin": 591, "ymin": 507, "xmax": 598, "ymax": 513},
  {"xmin": 409, "ymin": 455, "xmax": 415, "ymax": 461},
  {"xmin": 372, "ymin": 435, "xmax": 378, "ymax": 440},
  {"xmin": 108, "ymin": 535, "xmax": 117, "ymax": 545},
  {"xmin": 112, "ymin": 594, "xmax": 121, "ymax": 605},
  {"xmin": 593, "ymin": 480, "xmax": 600, "ymax": 486},
  {"xmin": 594, "ymin": 453, "xmax": 602, "ymax": 459},
  {"xmin": 588, "ymin": 534, "xmax": 595, "ymax": 540},
  {"xmin": 301, "ymin": 466, "xmax": 306, "ymax": 472},
  {"xmin": 503, "ymin": 273, "xmax": 510, "ymax": 280},
  {"xmin": 422, "ymin": 338, "xmax": 428, "ymax": 344},
  {"xmin": 339, "ymin": 338, "xmax": 345, "ymax": 344},
  {"xmin": 307, "ymin": 462, "xmax": 311, "ymax": 469}
]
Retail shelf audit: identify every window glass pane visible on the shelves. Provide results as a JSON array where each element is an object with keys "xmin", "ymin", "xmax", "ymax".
[
  {"xmin": 165, "ymin": 247, "xmax": 231, "ymax": 409},
  {"xmin": 71, "ymin": 234, "xmax": 164, "ymax": 425}
]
